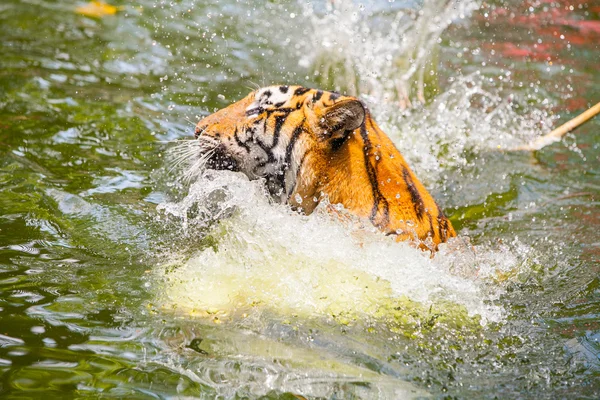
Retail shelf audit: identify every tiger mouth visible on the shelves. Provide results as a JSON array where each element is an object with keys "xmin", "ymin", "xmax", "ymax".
[{"xmin": 205, "ymin": 144, "xmax": 239, "ymax": 172}]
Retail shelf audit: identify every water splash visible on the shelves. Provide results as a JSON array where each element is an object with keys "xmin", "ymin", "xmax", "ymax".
[
  {"xmin": 152, "ymin": 170, "xmax": 522, "ymax": 328},
  {"xmin": 298, "ymin": 0, "xmax": 480, "ymax": 107},
  {"xmin": 295, "ymin": 0, "xmax": 554, "ymax": 182},
  {"xmin": 380, "ymin": 73, "xmax": 555, "ymax": 181}
]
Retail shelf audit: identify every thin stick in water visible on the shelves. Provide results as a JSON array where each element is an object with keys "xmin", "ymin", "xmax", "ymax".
[{"xmin": 511, "ymin": 101, "xmax": 600, "ymax": 151}]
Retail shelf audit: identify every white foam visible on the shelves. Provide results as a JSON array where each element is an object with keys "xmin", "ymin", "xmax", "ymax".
[{"xmin": 153, "ymin": 170, "xmax": 511, "ymax": 325}]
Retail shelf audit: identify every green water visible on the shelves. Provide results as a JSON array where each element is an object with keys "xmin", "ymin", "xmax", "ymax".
[{"xmin": 1, "ymin": 0, "xmax": 599, "ymax": 398}]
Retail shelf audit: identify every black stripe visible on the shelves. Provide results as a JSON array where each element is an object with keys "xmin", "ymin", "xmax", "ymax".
[
  {"xmin": 247, "ymin": 106, "xmax": 295, "ymax": 118},
  {"xmin": 427, "ymin": 212, "xmax": 434, "ymax": 240},
  {"xmin": 279, "ymin": 85, "xmax": 289, "ymax": 93},
  {"xmin": 329, "ymin": 92, "xmax": 341, "ymax": 101},
  {"xmin": 402, "ymin": 167, "xmax": 425, "ymax": 221},
  {"xmin": 252, "ymin": 134, "xmax": 275, "ymax": 164},
  {"xmin": 367, "ymin": 118, "xmax": 383, "ymax": 139},
  {"xmin": 294, "ymin": 87, "xmax": 311, "ymax": 96},
  {"xmin": 287, "ymin": 149, "xmax": 311, "ymax": 199},
  {"xmin": 359, "ymin": 122, "xmax": 389, "ymax": 227},
  {"xmin": 436, "ymin": 203, "xmax": 448, "ymax": 242},
  {"xmin": 330, "ymin": 135, "xmax": 346, "ymax": 151},
  {"xmin": 251, "ymin": 111, "xmax": 295, "ymax": 171},
  {"xmin": 270, "ymin": 113, "xmax": 289, "ymax": 149},
  {"xmin": 234, "ymin": 128, "xmax": 250, "ymax": 152},
  {"xmin": 265, "ymin": 107, "xmax": 295, "ymax": 116},
  {"xmin": 379, "ymin": 198, "xmax": 390, "ymax": 227},
  {"xmin": 246, "ymin": 107, "xmax": 265, "ymax": 116},
  {"xmin": 284, "ymin": 122, "xmax": 305, "ymax": 167},
  {"xmin": 268, "ymin": 119, "xmax": 302, "ymax": 194},
  {"xmin": 313, "ymin": 90, "xmax": 323, "ymax": 102}
]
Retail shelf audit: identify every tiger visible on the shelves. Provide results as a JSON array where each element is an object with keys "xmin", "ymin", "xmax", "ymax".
[{"xmin": 192, "ymin": 85, "xmax": 456, "ymax": 249}]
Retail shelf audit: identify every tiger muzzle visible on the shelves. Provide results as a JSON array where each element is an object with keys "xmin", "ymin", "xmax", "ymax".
[{"xmin": 205, "ymin": 145, "xmax": 239, "ymax": 172}]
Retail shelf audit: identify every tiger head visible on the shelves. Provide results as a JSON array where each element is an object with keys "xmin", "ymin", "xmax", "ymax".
[
  {"xmin": 193, "ymin": 85, "xmax": 456, "ymax": 248},
  {"xmin": 194, "ymin": 86, "xmax": 364, "ymax": 202}
]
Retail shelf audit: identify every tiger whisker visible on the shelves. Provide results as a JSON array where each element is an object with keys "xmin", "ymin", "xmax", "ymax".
[
  {"xmin": 167, "ymin": 150, "xmax": 206, "ymax": 173},
  {"xmin": 246, "ymin": 80, "xmax": 260, "ymax": 91},
  {"xmin": 156, "ymin": 138, "xmax": 197, "ymax": 144},
  {"xmin": 164, "ymin": 136, "xmax": 219, "ymax": 182},
  {"xmin": 166, "ymin": 141, "xmax": 208, "ymax": 174},
  {"xmin": 184, "ymin": 116, "xmax": 197, "ymax": 127},
  {"xmin": 181, "ymin": 148, "xmax": 216, "ymax": 183},
  {"xmin": 166, "ymin": 143, "xmax": 200, "ymax": 159}
]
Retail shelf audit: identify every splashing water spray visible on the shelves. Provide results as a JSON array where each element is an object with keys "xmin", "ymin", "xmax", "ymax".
[{"xmin": 152, "ymin": 0, "xmax": 596, "ymax": 341}]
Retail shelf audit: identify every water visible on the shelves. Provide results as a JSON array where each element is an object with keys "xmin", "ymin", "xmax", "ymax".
[{"xmin": 1, "ymin": 0, "xmax": 599, "ymax": 398}]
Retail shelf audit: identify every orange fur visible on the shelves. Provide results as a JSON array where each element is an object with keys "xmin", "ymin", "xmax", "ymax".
[{"xmin": 194, "ymin": 86, "xmax": 456, "ymax": 249}]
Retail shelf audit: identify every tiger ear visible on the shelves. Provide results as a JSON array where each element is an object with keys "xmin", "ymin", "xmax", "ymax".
[{"xmin": 320, "ymin": 99, "xmax": 365, "ymax": 138}]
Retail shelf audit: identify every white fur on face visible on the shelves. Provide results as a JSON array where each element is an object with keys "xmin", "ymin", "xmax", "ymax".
[{"xmin": 245, "ymin": 85, "xmax": 296, "ymax": 114}]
